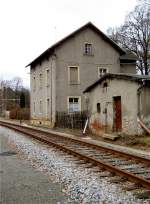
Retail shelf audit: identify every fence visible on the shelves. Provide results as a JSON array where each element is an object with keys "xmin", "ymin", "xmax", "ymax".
[{"xmin": 56, "ymin": 111, "xmax": 88, "ymax": 129}]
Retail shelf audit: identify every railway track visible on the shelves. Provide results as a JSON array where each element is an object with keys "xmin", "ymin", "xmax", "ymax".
[{"xmin": 0, "ymin": 120, "xmax": 150, "ymax": 190}]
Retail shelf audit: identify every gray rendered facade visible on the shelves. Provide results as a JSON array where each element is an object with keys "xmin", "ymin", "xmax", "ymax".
[{"xmin": 28, "ymin": 23, "xmax": 136, "ymax": 126}]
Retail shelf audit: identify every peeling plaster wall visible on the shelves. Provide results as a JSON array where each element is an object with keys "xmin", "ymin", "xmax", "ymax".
[{"xmin": 88, "ymin": 78, "xmax": 140, "ymax": 135}]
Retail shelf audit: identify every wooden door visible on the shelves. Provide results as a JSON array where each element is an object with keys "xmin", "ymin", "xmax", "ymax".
[{"xmin": 113, "ymin": 96, "xmax": 122, "ymax": 132}]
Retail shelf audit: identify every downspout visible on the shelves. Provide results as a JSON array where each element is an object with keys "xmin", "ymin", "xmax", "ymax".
[{"xmin": 137, "ymin": 82, "xmax": 150, "ymax": 134}]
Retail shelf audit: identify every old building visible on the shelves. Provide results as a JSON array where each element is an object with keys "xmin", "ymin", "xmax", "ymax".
[
  {"xmin": 84, "ymin": 73, "xmax": 150, "ymax": 135},
  {"xmin": 26, "ymin": 22, "xmax": 136, "ymax": 127}
]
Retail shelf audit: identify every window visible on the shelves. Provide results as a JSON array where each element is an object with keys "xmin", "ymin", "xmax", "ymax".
[
  {"xmin": 46, "ymin": 70, "xmax": 50, "ymax": 86},
  {"xmin": 84, "ymin": 43, "xmax": 92, "ymax": 55},
  {"xmin": 98, "ymin": 67, "xmax": 108, "ymax": 78},
  {"xmin": 39, "ymin": 100, "xmax": 42, "ymax": 113},
  {"xmin": 68, "ymin": 66, "xmax": 79, "ymax": 84},
  {"xmin": 68, "ymin": 97, "xmax": 81, "ymax": 113},
  {"xmin": 33, "ymin": 76, "xmax": 36, "ymax": 90},
  {"xmin": 97, "ymin": 103, "xmax": 101, "ymax": 113},
  {"xmin": 39, "ymin": 73, "xmax": 42, "ymax": 88}
]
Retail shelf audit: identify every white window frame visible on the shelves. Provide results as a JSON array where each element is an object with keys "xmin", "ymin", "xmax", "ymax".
[
  {"xmin": 84, "ymin": 43, "xmax": 93, "ymax": 55},
  {"xmin": 67, "ymin": 96, "xmax": 81, "ymax": 113},
  {"xmin": 98, "ymin": 67, "xmax": 109, "ymax": 78},
  {"xmin": 68, "ymin": 66, "xmax": 80, "ymax": 85}
]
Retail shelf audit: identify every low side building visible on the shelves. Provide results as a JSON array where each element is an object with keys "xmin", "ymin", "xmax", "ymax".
[{"xmin": 84, "ymin": 73, "xmax": 150, "ymax": 135}]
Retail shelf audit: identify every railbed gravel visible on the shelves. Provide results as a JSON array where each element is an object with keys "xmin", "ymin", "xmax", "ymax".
[{"xmin": 0, "ymin": 126, "xmax": 150, "ymax": 204}]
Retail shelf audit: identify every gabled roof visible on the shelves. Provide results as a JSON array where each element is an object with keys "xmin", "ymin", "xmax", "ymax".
[
  {"xmin": 26, "ymin": 22, "xmax": 126, "ymax": 67},
  {"xmin": 83, "ymin": 73, "xmax": 150, "ymax": 93},
  {"xmin": 120, "ymin": 53, "xmax": 138, "ymax": 60}
]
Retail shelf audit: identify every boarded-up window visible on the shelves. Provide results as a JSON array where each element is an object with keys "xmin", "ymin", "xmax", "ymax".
[
  {"xmin": 68, "ymin": 97, "xmax": 80, "ymax": 113},
  {"xmin": 69, "ymin": 66, "xmax": 79, "ymax": 84}
]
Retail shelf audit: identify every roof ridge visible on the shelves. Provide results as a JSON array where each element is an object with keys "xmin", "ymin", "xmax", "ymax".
[{"xmin": 26, "ymin": 22, "xmax": 125, "ymax": 67}]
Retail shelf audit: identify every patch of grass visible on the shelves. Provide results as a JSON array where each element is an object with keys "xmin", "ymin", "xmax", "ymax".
[{"xmin": 143, "ymin": 136, "xmax": 150, "ymax": 144}]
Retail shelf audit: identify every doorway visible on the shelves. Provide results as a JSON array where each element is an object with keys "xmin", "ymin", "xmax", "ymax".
[{"xmin": 113, "ymin": 96, "xmax": 122, "ymax": 132}]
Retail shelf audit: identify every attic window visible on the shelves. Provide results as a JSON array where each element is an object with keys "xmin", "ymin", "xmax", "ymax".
[{"xmin": 84, "ymin": 43, "xmax": 92, "ymax": 55}]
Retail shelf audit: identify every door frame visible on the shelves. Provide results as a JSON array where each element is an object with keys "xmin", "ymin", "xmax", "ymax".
[{"xmin": 113, "ymin": 96, "xmax": 122, "ymax": 132}]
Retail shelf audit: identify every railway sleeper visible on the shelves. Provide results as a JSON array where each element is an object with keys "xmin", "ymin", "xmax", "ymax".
[{"xmin": 109, "ymin": 176, "xmax": 128, "ymax": 184}]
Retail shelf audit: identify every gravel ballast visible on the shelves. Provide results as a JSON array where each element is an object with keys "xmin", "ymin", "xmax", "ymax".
[{"xmin": 0, "ymin": 126, "xmax": 150, "ymax": 204}]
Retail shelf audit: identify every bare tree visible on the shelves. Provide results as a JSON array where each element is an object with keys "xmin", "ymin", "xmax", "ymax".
[
  {"xmin": 107, "ymin": 2, "xmax": 150, "ymax": 75},
  {"xmin": 0, "ymin": 77, "xmax": 27, "ymax": 111}
]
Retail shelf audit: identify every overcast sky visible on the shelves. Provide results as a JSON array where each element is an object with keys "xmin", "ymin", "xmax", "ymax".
[{"xmin": 0, "ymin": 0, "xmax": 137, "ymax": 88}]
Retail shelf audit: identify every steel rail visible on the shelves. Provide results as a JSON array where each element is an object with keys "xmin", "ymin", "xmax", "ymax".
[
  {"xmin": 0, "ymin": 120, "xmax": 149, "ymax": 165},
  {"xmin": 0, "ymin": 121, "xmax": 150, "ymax": 189}
]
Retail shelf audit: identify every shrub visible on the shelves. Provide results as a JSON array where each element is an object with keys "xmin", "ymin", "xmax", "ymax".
[{"xmin": 10, "ymin": 107, "xmax": 30, "ymax": 120}]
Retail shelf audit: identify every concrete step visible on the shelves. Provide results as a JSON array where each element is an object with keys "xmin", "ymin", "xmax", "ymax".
[{"xmin": 102, "ymin": 133, "xmax": 120, "ymax": 140}]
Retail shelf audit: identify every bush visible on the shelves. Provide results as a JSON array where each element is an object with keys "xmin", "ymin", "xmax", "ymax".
[{"xmin": 10, "ymin": 107, "xmax": 30, "ymax": 120}]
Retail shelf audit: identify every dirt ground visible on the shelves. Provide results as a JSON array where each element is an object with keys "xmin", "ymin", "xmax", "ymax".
[
  {"xmin": 1, "ymin": 118, "xmax": 150, "ymax": 152},
  {"xmin": 53, "ymin": 127, "xmax": 150, "ymax": 152}
]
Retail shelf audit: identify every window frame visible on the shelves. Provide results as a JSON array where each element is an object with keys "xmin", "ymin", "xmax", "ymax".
[
  {"xmin": 98, "ymin": 67, "xmax": 109, "ymax": 78},
  {"xmin": 84, "ymin": 43, "xmax": 93, "ymax": 55},
  {"xmin": 68, "ymin": 66, "xmax": 80, "ymax": 85},
  {"xmin": 67, "ymin": 96, "xmax": 81, "ymax": 113}
]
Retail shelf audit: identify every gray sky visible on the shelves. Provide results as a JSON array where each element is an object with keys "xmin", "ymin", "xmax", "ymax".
[{"xmin": 0, "ymin": 0, "xmax": 137, "ymax": 88}]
